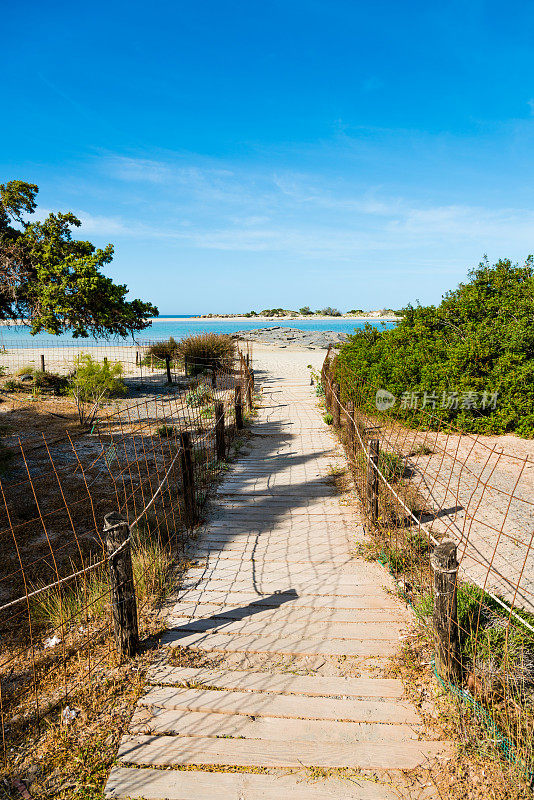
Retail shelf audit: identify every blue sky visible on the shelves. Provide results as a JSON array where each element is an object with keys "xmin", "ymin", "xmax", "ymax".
[{"xmin": 3, "ymin": 0, "xmax": 534, "ymax": 313}]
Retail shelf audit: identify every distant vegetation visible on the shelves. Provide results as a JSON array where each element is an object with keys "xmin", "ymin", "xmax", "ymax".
[
  {"xmin": 237, "ymin": 307, "xmax": 397, "ymax": 318},
  {"xmin": 336, "ymin": 257, "xmax": 534, "ymax": 436}
]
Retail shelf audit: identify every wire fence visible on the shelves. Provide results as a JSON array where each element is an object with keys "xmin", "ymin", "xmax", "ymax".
[
  {"xmin": 0, "ymin": 336, "xmax": 253, "ymax": 398},
  {"xmin": 0, "ymin": 345, "xmax": 254, "ymax": 763},
  {"xmin": 321, "ymin": 351, "xmax": 534, "ymax": 775}
]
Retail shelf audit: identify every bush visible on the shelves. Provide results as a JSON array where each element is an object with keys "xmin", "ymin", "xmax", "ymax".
[
  {"xmin": 323, "ymin": 412, "xmax": 333, "ymax": 425},
  {"xmin": 176, "ymin": 332, "xmax": 235, "ymax": 376},
  {"xmin": 186, "ymin": 384, "xmax": 213, "ymax": 408},
  {"xmin": 377, "ymin": 450, "xmax": 406, "ymax": 482},
  {"xmin": 3, "ymin": 378, "xmax": 22, "ymax": 392},
  {"xmin": 147, "ymin": 337, "xmax": 178, "ymax": 384},
  {"xmin": 33, "ymin": 370, "xmax": 70, "ymax": 395},
  {"xmin": 318, "ymin": 307, "xmax": 342, "ymax": 316},
  {"xmin": 70, "ymin": 354, "xmax": 126, "ymax": 426},
  {"xmin": 336, "ymin": 257, "xmax": 534, "ymax": 435},
  {"xmin": 156, "ymin": 424, "xmax": 176, "ymax": 438}
]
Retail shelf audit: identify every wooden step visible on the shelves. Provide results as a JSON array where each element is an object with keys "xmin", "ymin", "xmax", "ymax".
[
  {"xmin": 147, "ymin": 666, "xmax": 405, "ymax": 698},
  {"xmin": 185, "ymin": 564, "xmax": 378, "ymax": 580},
  {"xmin": 176, "ymin": 590, "xmax": 403, "ymax": 610},
  {"xmin": 165, "ymin": 616, "xmax": 405, "ymax": 640},
  {"xmin": 130, "ymin": 707, "xmax": 421, "ymax": 743},
  {"xmin": 162, "ymin": 629, "xmax": 398, "ymax": 656},
  {"xmin": 106, "ymin": 765, "xmax": 399, "ymax": 799},
  {"xmin": 117, "ymin": 733, "xmax": 451, "ymax": 770},
  {"xmin": 180, "ymin": 580, "xmax": 393, "ymax": 598},
  {"xmin": 138, "ymin": 687, "xmax": 419, "ymax": 723},
  {"xmin": 170, "ymin": 603, "xmax": 407, "ymax": 624}
]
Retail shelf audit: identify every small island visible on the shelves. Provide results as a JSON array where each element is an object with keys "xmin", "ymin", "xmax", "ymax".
[{"xmin": 197, "ymin": 306, "xmax": 401, "ymax": 320}]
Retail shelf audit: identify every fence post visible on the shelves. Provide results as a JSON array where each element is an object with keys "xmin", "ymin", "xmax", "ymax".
[
  {"xmin": 431, "ymin": 541, "xmax": 461, "ymax": 683},
  {"xmin": 40, "ymin": 354, "xmax": 45, "ymax": 372},
  {"xmin": 235, "ymin": 384, "xmax": 243, "ymax": 430},
  {"xmin": 211, "ymin": 367, "xmax": 217, "ymax": 388},
  {"xmin": 346, "ymin": 400, "xmax": 355, "ymax": 448},
  {"xmin": 246, "ymin": 371, "xmax": 253, "ymax": 412},
  {"xmin": 215, "ymin": 401, "xmax": 225, "ymax": 460},
  {"xmin": 367, "ymin": 438, "xmax": 379, "ymax": 524},
  {"xmin": 104, "ymin": 512, "xmax": 139, "ymax": 659},
  {"xmin": 179, "ymin": 431, "xmax": 196, "ymax": 525},
  {"xmin": 332, "ymin": 381, "xmax": 341, "ymax": 427}
]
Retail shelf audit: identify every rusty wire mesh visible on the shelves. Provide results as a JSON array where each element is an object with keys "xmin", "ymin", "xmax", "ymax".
[
  {"xmin": 321, "ymin": 352, "xmax": 534, "ymax": 774},
  {"xmin": 0, "ymin": 344, "xmax": 254, "ymax": 762}
]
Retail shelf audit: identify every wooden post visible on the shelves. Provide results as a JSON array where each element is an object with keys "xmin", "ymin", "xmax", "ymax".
[
  {"xmin": 431, "ymin": 541, "xmax": 461, "ymax": 683},
  {"xmin": 346, "ymin": 400, "xmax": 355, "ymax": 448},
  {"xmin": 211, "ymin": 367, "xmax": 217, "ymax": 388},
  {"xmin": 332, "ymin": 381, "xmax": 341, "ymax": 427},
  {"xmin": 215, "ymin": 401, "xmax": 225, "ymax": 460},
  {"xmin": 179, "ymin": 431, "xmax": 196, "ymax": 525},
  {"xmin": 367, "ymin": 438, "xmax": 379, "ymax": 524},
  {"xmin": 104, "ymin": 512, "xmax": 139, "ymax": 659},
  {"xmin": 246, "ymin": 371, "xmax": 253, "ymax": 411},
  {"xmin": 325, "ymin": 373, "xmax": 332, "ymax": 412},
  {"xmin": 136, "ymin": 351, "xmax": 139, "ymax": 366},
  {"xmin": 235, "ymin": 385, "xmax": 243, "ymax": 430},
  {"xmin": 40, "ymin": 354, "xmax": 45, "ymax": 372}
]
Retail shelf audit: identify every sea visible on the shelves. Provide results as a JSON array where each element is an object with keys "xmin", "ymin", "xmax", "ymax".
[{"xmin": 0, "ymin": 315, "xmax": 396, "ymax": 347}]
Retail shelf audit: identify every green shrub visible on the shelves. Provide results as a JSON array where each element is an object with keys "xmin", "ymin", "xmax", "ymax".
[
  {"xmin": 323, "ymin": 412, "xmax": 333, "ymax": 425},
  {"xmin": 186, "ymin": 384, "xmax": 213, "ymax": 408},
  {"xmin": 33, "ymin": 370, "xmax": 70, "ymax": 395},
  {"xmin": 336, "ymin": 257, "xmax": 534, "ymax": 436},
  {"xmin": 70, "ymin": 354, "xmax": 126, "ymax": 426},
  {"xmin": 147, "ymin": 337, "xmax": 178, "ymax": 384},
  {"xmin": 177, "ymin": 332, "xmax": 235, "ymax": 376},
  {"xmin": 17, "ymin": 365, "xmax": 35, "ymax": 377},
  {"xmin": 156, "ymin": 424, "xmax": 176, "ymax": 438},
  {"xmin": 377, "ymin": 450, "xmax": 406, "ymax": 482},
  {"xmin": 3, "ymin": 379, "xmax": 22, "ymax": 392}
]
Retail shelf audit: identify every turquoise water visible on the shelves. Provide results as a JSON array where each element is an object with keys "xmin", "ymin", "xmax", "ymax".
[{"xmin": 0, "ymin": 316, "xmax": 396, "ymax": 346}]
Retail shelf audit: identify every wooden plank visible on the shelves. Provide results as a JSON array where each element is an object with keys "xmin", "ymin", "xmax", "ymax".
[
  {"xmin": 147, "ymin": 666, "xmax": 405, "ymax": 698},
  {"xmin": 169, "ymin": 603, "xmax": 407, "ymax": 623},
  {"xmin": 117, "ymin": 734, "xmax": 451, "ymax": 770},
  {"xmin": 138, "ymin": 687, "xmax": 419, "ymax": 724},
  {"xmin": 185, "ymin": 565, "xmax": 376, "ymax": 580},
  {"xmin": 180, "ymin": 580, "xmax": 393, "ymax": 597},
  {"xmin": 162, "ymin": 629, "xmax": 398, "ymax": 656},
  {"xmin": 129, "ymin": 707, "xmax": 420, "ymax": 743},
  {"xmin": 176, "ymin": 590, "xmax": 403, "ymax": 610},
  {"xmin": 165, "ymin": 616, "xmax": 405, "ymax": 640},
  {"xmin": 105, "ymin": 765, "xmax": 399, "ymax": 799}
]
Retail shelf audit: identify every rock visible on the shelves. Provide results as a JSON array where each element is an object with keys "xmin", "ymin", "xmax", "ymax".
[{"xmin": 234, "ymin": 327, "xmax": 348, "ymax": 349}]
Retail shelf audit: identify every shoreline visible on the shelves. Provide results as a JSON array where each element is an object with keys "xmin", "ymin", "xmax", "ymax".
[
  {"xmin": 0, "ymin": 314, "xmax": 398, "ymax": 327},
  {"xmin": 155, "ymin": 314, "xmax": 398, "ymax": 322}
]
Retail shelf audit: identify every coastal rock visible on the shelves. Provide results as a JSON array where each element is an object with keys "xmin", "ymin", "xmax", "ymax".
[{"xmin": 233, "ymin": 327, "xmax": 349, "ymax": 349}]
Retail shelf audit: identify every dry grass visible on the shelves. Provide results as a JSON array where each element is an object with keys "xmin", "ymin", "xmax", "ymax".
[{"xmin": 386, "ymin": 630, "xmax": 533, "ymax": 800}]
